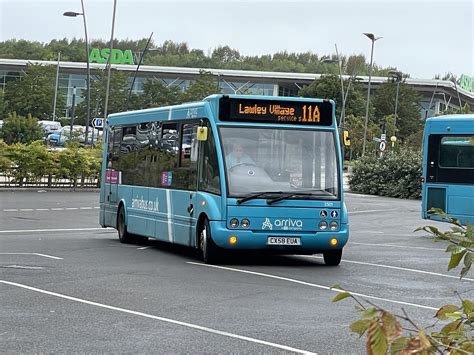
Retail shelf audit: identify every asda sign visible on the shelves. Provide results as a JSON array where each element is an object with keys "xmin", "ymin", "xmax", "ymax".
[
  {"xmin": 459, "ymin": 74, "xmax": 473, "ymax": 93},
  {"xmin": 88, "ymin": 48, "xmax": 134, "ymax": 65}
]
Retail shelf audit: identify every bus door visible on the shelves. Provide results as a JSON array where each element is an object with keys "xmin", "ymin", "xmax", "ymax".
[
  {"xmin": 160, "ymin": 122, "xmax": 199, "ymax": 245},
  {"xmin": 105, "ymin": 126, "xmax": 121, "ymax": 206}
]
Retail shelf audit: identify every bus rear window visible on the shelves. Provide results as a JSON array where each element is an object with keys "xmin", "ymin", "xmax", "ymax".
[{"xmin": 439, "ymin": 136, "xmax": 474, "ymax": 169}]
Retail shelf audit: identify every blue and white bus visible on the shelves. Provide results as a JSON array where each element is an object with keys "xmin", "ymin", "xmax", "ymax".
[
  {"xmin": 421, "ymin": 114, "xmax": 474, "ymax": 225},
  {"xmin": 99, "ymin": 95, "xmax": 349, "ymax": 265}
]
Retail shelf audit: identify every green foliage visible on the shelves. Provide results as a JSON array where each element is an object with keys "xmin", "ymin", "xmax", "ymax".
[
  {"xmin": 1, "ymin": 112, "xmax": 44, "ymax": 144},
  {"xmin": 182, "ymin": 70, "xmax": 220, "ymax": 102},
  {"xmin": 333, "ymin": 216, "xmax": 474, "ymax": 354},
  {"xmin": 0, "ymin": 142, "xmax": 101, "ymax": 186},
  {"xmin": 0, "ymin": 38, "xmax": 396, "ymax": 75},
  {"xmin": 130, "ymin": 80, "xmax": 183, "ymax": 110},
  {"xmin": 3, "ymin": 64, "xmax": 65, "ymax": 119},
  {"xmin": 344, "ymin": 114, "xmax": 382, "ymax": 159},
  {"xmin": 373, "ymin": 82, "xmax": 422, "ymax": 141},
  {"xmin": 349, "ymin": 147, "xmax": 422, "ymax": 198}
]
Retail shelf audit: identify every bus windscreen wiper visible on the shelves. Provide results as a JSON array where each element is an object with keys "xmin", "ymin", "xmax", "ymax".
[
  {"xmin": 266, "ymin": 191, "xmax": 317, "ymax": 205},
  {"xmin": 237, "ymin": 191, "xmax": 285, "ymax": 204}
]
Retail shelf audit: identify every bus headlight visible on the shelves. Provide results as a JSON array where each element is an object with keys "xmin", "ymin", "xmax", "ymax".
[
  {"xmin": 329, "ymin": 221, "xmax": 338, "ymax": 230},
  {"xmin": 319, "ymin": 221, "xmax": 328, "ymax": 230},
  {"xmin": 230, "ymin": 218, "xmax": 239, "ymax": 228},
  {"xmin": 241, "ymin": 219, "xmax": 250, "ymax": 229}
]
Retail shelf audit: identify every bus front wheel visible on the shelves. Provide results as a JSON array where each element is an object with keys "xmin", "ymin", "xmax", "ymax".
[
  {"xmin": 199, "ymin": 219, "xmax": 219, "ymax": 264},
  {"xmin": 323, "ymin": 249, "xmax": 342, "ymax": 266},
  {"xmin": 117, "ymin": 207, "xmax": 133, "ymax": 244}
]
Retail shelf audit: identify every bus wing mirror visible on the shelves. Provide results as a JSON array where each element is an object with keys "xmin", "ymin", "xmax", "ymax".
[{"xmin": 197, "ymin": 126, "xmax": 208, "ymax": 141}]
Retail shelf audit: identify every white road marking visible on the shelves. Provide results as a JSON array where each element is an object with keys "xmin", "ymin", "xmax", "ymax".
[
  {"xmin": 350, "ymin": 242, "xmax": 445, "ymax": 251},
  {"xmin": 302, "ymin": 256, "xmax": 473, "ymax": 282},
  {"xmin": 0, "ymin": 227, "xmax": 112, "ymax": 234},
  {"xmin": 3, "ymin": 207, "xmax": 99, "ymax": 212},
  {"xmin": 2, "ymin": 265, "xmax": 44, "ymax": 270},
  {"xmin": 0, "ymin": 253, "xmax": 63, "ymax": 260},
  {"xmin": 187, "ymin": 262, "xmax": 438, "ymax": 311},
  {"xmin": 348, "ymin": 208, "xmax": 398, "ymax": 214},
  {"xmin": 137, "ymin": 246, "xmax": 150, "ymax": 250},
  {"xmin": 0, "ymin": 280, "xmax": 316, "ymax": 355}
]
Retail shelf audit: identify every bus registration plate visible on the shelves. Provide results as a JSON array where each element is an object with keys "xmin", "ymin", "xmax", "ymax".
[{"xmin": 267, "ymin": 237, "xmax": 301, "ymax": 246}]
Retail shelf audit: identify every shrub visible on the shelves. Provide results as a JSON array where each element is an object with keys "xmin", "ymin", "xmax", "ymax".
[{"xmin": 349, "ymin": 148, "xmax": 422, "ymax": 199}]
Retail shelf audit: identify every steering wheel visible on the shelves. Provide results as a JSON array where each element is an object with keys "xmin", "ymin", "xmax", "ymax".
[{"xmin": 228, "ymin": 162, "xmax": 257, "ymax": 171}]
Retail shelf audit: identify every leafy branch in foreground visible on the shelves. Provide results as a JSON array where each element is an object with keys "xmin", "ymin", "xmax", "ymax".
[{"xmin": 332, "ymin": 212, "xmax": 473, "ymax": 354}]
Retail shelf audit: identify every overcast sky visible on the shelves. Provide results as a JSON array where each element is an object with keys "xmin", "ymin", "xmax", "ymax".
[{"xmin": 0, "ymin": 0, "xmax": 472, "ymax": 79}]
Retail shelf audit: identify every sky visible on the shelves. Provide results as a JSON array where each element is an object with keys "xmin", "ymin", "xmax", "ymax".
[{"xmin": 0, "ymin": 0, "xmax": 472, "ymax": 79}]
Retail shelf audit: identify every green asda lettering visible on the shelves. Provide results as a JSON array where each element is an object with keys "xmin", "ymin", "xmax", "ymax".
[{"xmin": 88, "ymin": 48, "xmax": 134, "ymax": 65}]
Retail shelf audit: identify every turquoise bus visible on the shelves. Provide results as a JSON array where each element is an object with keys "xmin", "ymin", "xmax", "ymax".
[
  {"xmin": 421, "ymin": 114, "xmax": 474, "ymax": 225},
  {"xmin": 99, "ymin": 95, "xmax": 349, "ymax": 265}
]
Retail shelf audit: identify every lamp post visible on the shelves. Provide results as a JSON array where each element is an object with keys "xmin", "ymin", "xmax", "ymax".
[
  {"xmin": 104, "ymin": 0, "xmax": 118, "ymax": 121},
  {"xmin": 63, "ymin": 1, "xmax": 91, "ymax": 145},
  {"xmin": 388, "ymin": 70, "xmax": 403, "ymax": 133},
  {"xmin": 361, "ymin": 32, "xmax": 382, "ymax": 156},
  {"xmin": 321, "ymin": 45, "xmax": 345, "ymax": 127}
]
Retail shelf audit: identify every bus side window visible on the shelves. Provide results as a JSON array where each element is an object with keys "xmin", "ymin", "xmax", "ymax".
[{"xmin": 200, "ymin": 124, "xmax": 221, "ymax": 195}]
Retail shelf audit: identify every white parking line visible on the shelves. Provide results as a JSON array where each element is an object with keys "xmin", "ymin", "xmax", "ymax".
[
  {"xmin": 302, "ymin": 256, "xmax": 473, "ymax": 282},
  {"xmin": 187, "ymin": 262, "xmax": 438, "ymax": 311},
  {"xmin": 350, "ymin": 242, "xmax": 445, "ymax": 251},
  {"xmin": 0, "ymin": 227, "xmax": 111, "ymax": 234},
  {"xmin": 0, "ymin": 253, "xmax": 63, "ymax": 260},
  {"xmin": 137, "ymin": 247, "xmax": 150, "ymax": 250},
  {"xmin": 0, "ymin": 280, "xmax": 316, "ymax": 355},
  {"xmin": 2, "ymin": 207, "xmax": 99, "ymax": 212}
]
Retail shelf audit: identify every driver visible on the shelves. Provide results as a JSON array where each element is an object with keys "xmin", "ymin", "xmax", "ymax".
[{"xmin": 226, "ymin": 142, "xmax": 256, "ymax": 169}]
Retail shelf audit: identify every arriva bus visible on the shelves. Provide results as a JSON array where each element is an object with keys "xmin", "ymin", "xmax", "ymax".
[
  {"xmin": 99, "ymin": 95, "xmax": 349, "ymax": 265},
  {"xmin": 421, "ymin": 114, "xmax": 474, "ymax": 225}
]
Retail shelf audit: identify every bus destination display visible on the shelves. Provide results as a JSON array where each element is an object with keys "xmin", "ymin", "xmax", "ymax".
[{"xmin": 219, "ymin": 97, "xmax": 333, "ymax": 126}]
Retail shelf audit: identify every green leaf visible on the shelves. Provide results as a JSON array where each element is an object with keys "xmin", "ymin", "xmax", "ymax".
[
  {"xmin": 381, "ymin": 312, "xmax": 401, "ymax": 340},
  {"xmin": 446, "ymin": 244, "xmax": 463, "ymax": 253},
  {"xmin": 367, "ymin": 319, "xmax": 388, "ymax": 355},
  {"xmin": 440, "ymin": 319, "xmax": 462, "ymax": 335},
  {"xmin": 448, "ymin": 250, "xmax": 467, "ymax": 271},
  {"xmin": 389, "ymin": 336, "xmax": 409, "ymax": 355},
  {"xmin": 444, "ymin": 312, "xmax": 463, "ymax": 320},
  {"xmin": 330, "ymin": 283, "xmax": 342, "ymax": 290},
  {"xmin": 350, "ymin": 319, "xmax": 370, "ymax": 337},
  {"xmin": 418, "ymin": 330, "xmax": 431, "ymax": 349},
  {"xmin": 435, "ymin": 304, "xmax": 460, "ymax": 320},
  {"xmin": 332, "ymin": 291, "xmax": 351, "ymax": 302},
  {"xmin": 362, "ymin": 307, "xmax": 377, "ymax": 319},
  {"xmin": 462, "ymin": 299, "xmax": 474, "ymax": 314}
]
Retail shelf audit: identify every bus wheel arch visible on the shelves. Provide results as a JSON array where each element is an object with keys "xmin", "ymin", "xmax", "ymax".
[{"xmin": 196, "ymin": 214, "xmax": 219, "ymax": 264}]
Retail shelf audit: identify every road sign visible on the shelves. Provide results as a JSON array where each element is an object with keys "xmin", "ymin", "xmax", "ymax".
[
  {"xmin": 92, "ymin": 118, "xmax": 104, "ymax": 129},
  {"xmin": 381, "ymin": 133, "xmax": 386, "ymax": 141},
  {"xmin": 379, "ymin": 141, "xmax": 386, "ymax": 151}
]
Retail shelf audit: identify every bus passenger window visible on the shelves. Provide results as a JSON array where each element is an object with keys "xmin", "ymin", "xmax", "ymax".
[{"xmin": 180, "ymin": 123, "xmax": 198, "ymax": 168}]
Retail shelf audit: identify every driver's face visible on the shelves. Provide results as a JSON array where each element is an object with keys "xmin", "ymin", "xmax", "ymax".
[{"xmin": 233, "ymin": 144, "xmax": 244, "ymax": 158}]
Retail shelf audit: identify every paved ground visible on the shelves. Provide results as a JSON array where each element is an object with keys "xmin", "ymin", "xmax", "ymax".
[{"xmin": 1, "ymin": 190, "xmax": 471, "ymax": 354}]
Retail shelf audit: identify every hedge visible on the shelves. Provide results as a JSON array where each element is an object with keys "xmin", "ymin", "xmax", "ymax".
[{"xmin": 348, "ymin": 148, "xmax": 422, "ymax": 199}]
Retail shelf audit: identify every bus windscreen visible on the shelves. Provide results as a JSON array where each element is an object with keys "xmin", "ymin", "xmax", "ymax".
[{"xmin": 219, "ymin": 97, "xmax": 333, "ymax": 126}]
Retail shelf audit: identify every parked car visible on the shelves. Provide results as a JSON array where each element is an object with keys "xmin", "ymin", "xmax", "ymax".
[{"xmin": 38, "ymin": 120, "xmax": 62, "ymax": 137}]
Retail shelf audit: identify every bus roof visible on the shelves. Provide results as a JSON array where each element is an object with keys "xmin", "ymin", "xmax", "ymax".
[
  {"xmin": 107, "ymin": 94, "xmax": 335, "ymax": 127},
  {"xmin": 425, "ymin": 114, "xmax": 474, "ymax": 134}
]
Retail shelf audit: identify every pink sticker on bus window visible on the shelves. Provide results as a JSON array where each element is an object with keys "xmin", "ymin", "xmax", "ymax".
[
  {"xmin": 106, "ymin": 169, "xmax": 120, "ymax": 184},
  {"xmin": 161, "ymin": 171, "xmax": 173, "ymax": 186}
]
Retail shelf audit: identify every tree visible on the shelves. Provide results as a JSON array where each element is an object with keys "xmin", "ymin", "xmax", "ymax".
[
  {"xmin": 298, "ymin": 74, "xmax": 366, "ymax": 119},
  {"xmin": 130, "ymin": 80, "xmax": 183, "ymax": 110},
  {"xmin": 76, "ymin": 69, "xmax": 130, "ymax": 122},
  {"xmin": 1, "ymin": 112, "xmax": 43, "ymax": 145},
  {"xmin": 4, "ymin": 64, "xmax": 65, "ymax": 120},
  {"xmin": 373, "ymin": 81, "xmax": 422, "ymax": 142},
  {"xmin": 182, "ymin": 70, "xmax": 220, "ymax": 102}
]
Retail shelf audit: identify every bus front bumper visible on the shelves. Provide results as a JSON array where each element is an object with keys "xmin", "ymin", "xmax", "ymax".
[{"xmin": 209, "ymin": 221, "xmax": 349, "ymax": 252}]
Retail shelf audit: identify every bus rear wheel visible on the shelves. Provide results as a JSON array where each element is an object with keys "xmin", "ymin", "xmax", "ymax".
[
  {"xmin": 199, "ymin": 218, "xmax": 219, "ymax": 264},
  {"xmin": 117, "ymin": 207, "xmax": 133, "ymax": 244},
  {"xmin": 323, "ymin": 249, "xmax": 342, "ymax": 266}
]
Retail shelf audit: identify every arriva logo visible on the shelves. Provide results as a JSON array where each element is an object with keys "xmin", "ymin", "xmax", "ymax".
[
  {"xmin": 262, "ymin": 218, "xmax": 273, "ymax": 230},
  {"xmin": 261, "ymin": 218, "xmax": 303, "ymax": 230}
]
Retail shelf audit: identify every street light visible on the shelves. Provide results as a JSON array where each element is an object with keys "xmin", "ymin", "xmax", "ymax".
[
  {"xmin": 361, "ymin": 32, "xmax": 382, "ymax": 156},
  {"xmin": 63, "ymin": 1, "xmax": 91, "ymax": 145},
  {"xmin": 321, "ymin": 43, "xmax": 345, "ymax": 127},
  {"xmin": 388, "ymin": 70, "xmax": 403, "ymax": 134}
]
